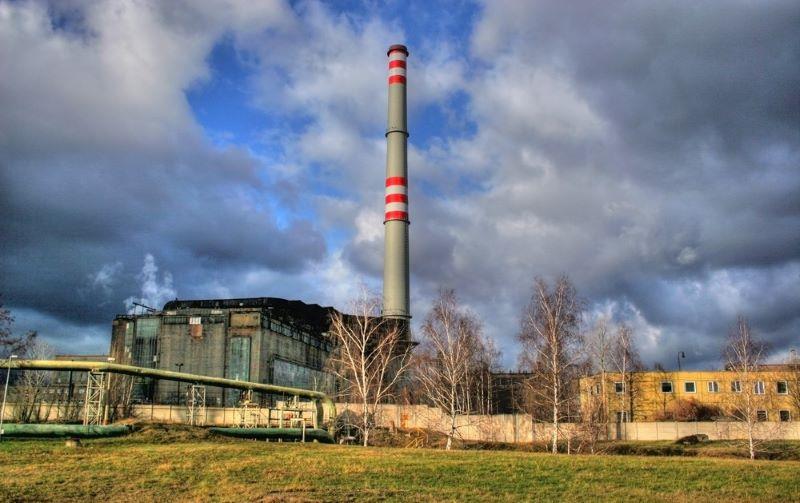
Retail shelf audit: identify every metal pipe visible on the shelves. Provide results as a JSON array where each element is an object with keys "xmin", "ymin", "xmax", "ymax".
[
  {"xmin": 9, "ymin": 360, "xmax": 336, "ymax": 432},
  {"xmin": 0, "ymin": 355, "xmax": 18, "ymax": 441},
  {"xmin": 382, "ymin": 44, "xmax": 411, "ymax": 322},
  {"xmin": 1, "ymin": 423, "xmax": 131, "ymax": 438}
]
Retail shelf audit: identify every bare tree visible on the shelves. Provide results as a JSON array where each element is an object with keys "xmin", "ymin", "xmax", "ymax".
[
  {"xmin": 575, "ymin": 385, "xmax": 607, "ymax": 453},
  {"xmin": 326, "ymin": 288, "xmax": 413, "ymax": 446},
  {"xmin": 518, "ymin": 276, "xmax": 582, "ymax": 454},
  {"xmin": 788, "ymin": 352, "xmax": 800, "ymax": 420},
  {"xmin": 723, "ymin": 316, "xmax": 772, "ymax": 460},
  {"xmin": 581, "ymin": 321, "xmax": 644, "ymax": 445},
  {"xmin": 582, "ymin": 317, "xmax": 614, "ymax": 426},
  {"xmin": 610, "ymin": 323, "xmax": 643, "ymax": 423},
  {"xmin": 106, "ymin": 373, "xmax": 136, "ymax": 422},
  {"xmin": 474, "ymin": 336, "xmax": 501, "ymax": 415},
  {"xmin": 0, "ymin": 298, "xmax": 37, "ymax": 360},
  {"xmin": 413, "ymin": 290, "xmax": 494, "ymax": 450},
  {"xmin": 14, "ymin": 340, "xmax": 56, "ymax": 423}
]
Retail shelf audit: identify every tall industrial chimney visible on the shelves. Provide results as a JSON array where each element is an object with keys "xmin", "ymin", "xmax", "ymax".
[{"xmin": 382, "ymin": 44, "xmax": 411, "ymax": 323}]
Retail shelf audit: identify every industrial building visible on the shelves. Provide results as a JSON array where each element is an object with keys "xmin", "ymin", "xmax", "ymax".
[
  {"xmin": 109, "ymin": 298, "xmax": 339, "ymax": 406},
  {"xmin": 103, "ymin": 45, "xmax": 416, "ymax": 409}
]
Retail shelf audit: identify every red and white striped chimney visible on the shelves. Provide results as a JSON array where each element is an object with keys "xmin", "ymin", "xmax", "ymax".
[{"xmin": 382, "ymin": 44, "xmax": 411, "ymax": 321}]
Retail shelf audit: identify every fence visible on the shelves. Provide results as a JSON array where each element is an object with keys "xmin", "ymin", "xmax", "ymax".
[
  {"xmin": 2, "ymin": 402, "xmax": 799, "ymax": 441},
  {"xmin": 336, "ymin": 403, "xmax": 800, "ymax": 442}
]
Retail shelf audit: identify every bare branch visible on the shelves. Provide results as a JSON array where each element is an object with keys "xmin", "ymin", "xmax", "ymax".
[
  {"xmin": 325, "ymin": 287, "xmax": 413, "ymax": 446},
  {"xmin": 518, "ymin": 275, "xmax": 583, "ymax": 454}
]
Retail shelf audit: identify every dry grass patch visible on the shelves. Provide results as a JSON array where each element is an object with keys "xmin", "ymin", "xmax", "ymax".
[{"xmin": 1, "ymin": 437, "xmax": 798, "ymax": 502}]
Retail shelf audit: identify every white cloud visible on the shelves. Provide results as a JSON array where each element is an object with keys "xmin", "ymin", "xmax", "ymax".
[
  {"xmin": 124, "ymin": 254, "xmax": 177, "ymax": 312},
  {"xmin": 0, "ymin": 0, "xmax": 796, "ymax": 370},
  {"xmin": 473, "ymin": 59, "xmax": 607, "ymax": 141},
  {"xmin": 87, "ymin": 262, "xmax": 123, "ymax": 295},
  {"xmin": 0, "ymin": 0, "xmax": 294, "ymax": 157}
]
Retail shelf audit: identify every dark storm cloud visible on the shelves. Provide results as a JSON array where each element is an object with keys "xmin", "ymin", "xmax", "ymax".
[
  {"xmin": 392, "ymin": 0, "xmax": 800, "ymax": 367},
  {"xmin": 0, "ymin": 0, "xmax": 797, "ymax": 370},
  {"xmin": 0, "ymin": 1, "xmax": 324, "ymax": 334}
]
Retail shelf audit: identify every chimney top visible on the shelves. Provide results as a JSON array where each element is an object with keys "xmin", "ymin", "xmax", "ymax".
[{"xmin": 387, "ymin": 44, "xmax": 409, "ymax": 57}]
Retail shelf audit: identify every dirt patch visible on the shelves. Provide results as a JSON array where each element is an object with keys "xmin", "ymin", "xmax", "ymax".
[{"xmin": 126, "ymin": 423, "xmax": 217, "ymax": 443}]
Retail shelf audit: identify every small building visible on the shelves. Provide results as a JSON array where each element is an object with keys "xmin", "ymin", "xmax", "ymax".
[
  {"xmin": 580, "ymin": 366, "xmax": 798, "ymax": 423},
  {"xmin": 109, "ymin": 297, "xmax": 339, "ymax": 406},
  {"xmin": 490, "ymin": 372, "xmax": 531, "ymax": 414}
]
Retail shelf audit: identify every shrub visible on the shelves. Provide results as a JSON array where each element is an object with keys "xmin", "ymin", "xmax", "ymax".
[{"xmin": 654, "ymin": 398, "xmax": 722, "ymax": 421}]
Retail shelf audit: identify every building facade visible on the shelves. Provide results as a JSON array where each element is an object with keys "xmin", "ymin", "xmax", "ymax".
[
  {"xmin": 580, "ymin": 367, "xmax": 798, "ymax": 423},
  {"xmin": 109, "ymin": 297, "xmax": 338, "ymax": 406}
]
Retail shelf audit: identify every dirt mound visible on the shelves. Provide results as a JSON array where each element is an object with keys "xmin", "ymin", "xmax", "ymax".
[{"xmin": 127, "ymin": 423, "xmax": 217, "ymax": 443}]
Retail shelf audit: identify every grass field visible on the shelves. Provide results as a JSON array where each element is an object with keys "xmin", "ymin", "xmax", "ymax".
[{"xmin": 1, "ymin": 433, "xmax": 799, "ymax": 502}]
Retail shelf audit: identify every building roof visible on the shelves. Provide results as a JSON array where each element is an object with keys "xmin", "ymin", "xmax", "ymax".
[{"xmin": 161, "ymin": 297, "xmax": 339, "ymax": 334}]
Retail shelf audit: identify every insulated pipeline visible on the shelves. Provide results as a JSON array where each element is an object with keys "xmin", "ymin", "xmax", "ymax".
[{"xmin": 7, "ymin": 360, "xmax": 336, "ymax": 431}]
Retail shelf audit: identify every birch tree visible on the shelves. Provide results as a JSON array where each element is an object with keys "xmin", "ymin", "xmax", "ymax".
[
  {"xmin": 413, "ymin": 290, "xmax": 492, "ymax": 450},
  {"xmin": 788, "ymin": 352, "xmax": 800, "ymax": 419},
  {"xmin": 583, "ymin": 317, "xmax": 614, "ymax": 424},
  {"xmin": 723, "ymin": 316, "xmax": 771, "ymax": 460},
  {"xmin": 326, "ymin": 289, "xmax": 413, "ymax": 446},
  {"xmin": 518, "ymin": 276, "xmax": 582, "ymax": 454},
  {"xmin": 610, "ymin": 323, "xmax": 643, "ymax": 422}
]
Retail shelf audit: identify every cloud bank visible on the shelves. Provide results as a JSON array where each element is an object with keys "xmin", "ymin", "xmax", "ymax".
[{"xmin": 0, "ymin": 0, "xmax": 797, "ymax": 369}]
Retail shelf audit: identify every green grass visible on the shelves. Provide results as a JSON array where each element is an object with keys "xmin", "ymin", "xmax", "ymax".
[{"xmin": 1, "ymin": 434, "xmax": 799, "ymax": 502}]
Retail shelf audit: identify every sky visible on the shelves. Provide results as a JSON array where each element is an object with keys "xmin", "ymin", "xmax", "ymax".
[{"xmin": 0, "ymin": 0, "xmax": 798, "ymax": 370}]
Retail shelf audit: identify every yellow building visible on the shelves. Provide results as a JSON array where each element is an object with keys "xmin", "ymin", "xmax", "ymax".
[{"xmin": 580, "ymin": 365, "xmax": 798, "ymax": 423}]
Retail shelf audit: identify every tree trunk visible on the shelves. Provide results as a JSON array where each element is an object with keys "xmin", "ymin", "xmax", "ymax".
[
  {"xmin": 362, "ymin": 402, "xmax": 370, "ymax": 447},
  {"xmin": 552, "ymin": 383, "xmax": 558, "ymax": 454},
  {"xmin": 447, "ymin": 410, "xmax": 457, "ymax": 451}
]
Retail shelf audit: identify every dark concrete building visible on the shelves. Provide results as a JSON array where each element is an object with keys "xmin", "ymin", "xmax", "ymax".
[
  {"xmin": 109, "ymin": 297, "xmax": 338, "ymax": 406},
  {"xmin": 490, "ymin": 372, "xmax": 532, "ymax": 414}
]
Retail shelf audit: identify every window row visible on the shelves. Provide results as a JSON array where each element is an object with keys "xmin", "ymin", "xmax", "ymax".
[
  {"xmin": 757, "ymin": 410, "xmax": 793, "ymax": 422},
  {"xmin": 658, "ymin": 380, "xmax": 789, "ymax": 394}
]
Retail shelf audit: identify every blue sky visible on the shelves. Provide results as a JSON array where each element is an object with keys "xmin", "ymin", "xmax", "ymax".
[{"xmin": 0, "ymin": 0, "xmax": 798, "ymax": 369}]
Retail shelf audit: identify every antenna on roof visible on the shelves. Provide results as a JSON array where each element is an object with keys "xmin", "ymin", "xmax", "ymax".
[{"xmin": 132, "ymin": 302, "xmax": 156, "ymax": 314}]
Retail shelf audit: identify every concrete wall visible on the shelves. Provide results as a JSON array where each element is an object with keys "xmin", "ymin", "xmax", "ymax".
[
  {"xmin": 3, "ymin": 402, "xmax": 799, "ymax": 441},
  {"xmin": 335, "ymin": 403, "xmax": 800, "ymax": 442}
]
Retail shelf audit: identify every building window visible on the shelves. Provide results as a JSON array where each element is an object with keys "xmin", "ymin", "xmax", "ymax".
[
  {"xmin": 776, "ymin": 381, "xmax": 788, "ymax": 394},
  {"xmin": 754, "ymin": 381, "xmax": 765, "ymax": 395},
  {"xmin": 779, "ymin": 410, "xmax": 791, "ymax": 422},
  {"xmin": 661, "ymin": 381, "xmax": 673, "ymax": 393},
  {"xmin": 684, "ymin": 381, "xmax": 696, "ymax": 393},
  {"xmin": 731, "ymin": 380, "xmax": 741, "ymax": 393},
  {"xmin": 756, "ymin": 410, "xmax": 768, "ymax": 422},
  {"xmin": 615, "ymin": 411, "xmax": 628, "ymax": 423},
  {"xmin": 592, "ymin": 384, "xmax": 601, "ymax": 395},
  {"xmin": 707, "ymin": 381, "xmax": 719, "ymax": 393},
  {"xmin": 614, "ymin": 382, "xmax": 624, "ymax": 394}
]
